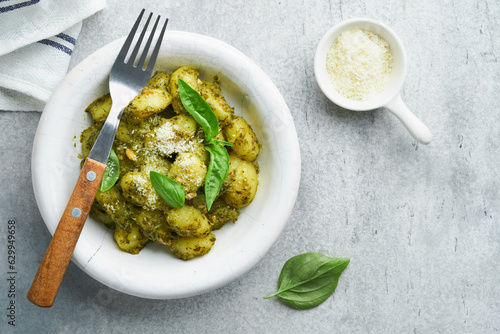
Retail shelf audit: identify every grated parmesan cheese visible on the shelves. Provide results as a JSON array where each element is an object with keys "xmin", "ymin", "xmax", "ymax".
[
  {"xmin": 326, "ymin": 28, "xmax": 393, "ymax": 101},
  {"xmin": 147, "ymin": 121, "xmax": 194, "ymax": 156},
  {"xmin": 131, "ymin": 172, "xmax": 161, "ymax": 209},
  {"xmin": 176, "ymin": 153, "xmax": 198, "ymax": 169},
  {"xmin": 177, "ymin": 158, "xmax": 204, "ymax": 186}
]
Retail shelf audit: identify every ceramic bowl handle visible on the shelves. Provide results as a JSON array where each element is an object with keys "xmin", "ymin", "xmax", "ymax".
[{"xmin": 384, "ymin": 95, "xmax": 432, "ymax": 145}]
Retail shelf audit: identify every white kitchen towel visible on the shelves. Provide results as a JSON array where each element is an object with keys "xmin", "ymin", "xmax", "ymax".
[{"xmin": 0, "ymin": 0, "xmax": 106, "ymax": 111}]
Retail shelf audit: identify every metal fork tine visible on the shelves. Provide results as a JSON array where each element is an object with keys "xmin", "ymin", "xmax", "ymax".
[
  {"xmin": 146, "ymin": 17, "xmax": 169, "ymax": 73},
  {"xmin": 137, "ymin": 13, "xmax": 160, "ymax": 68},
  {"xmin": 136, "ymin": 14, "xmax": 160, "ymax": 70},
  {"xmin": 115, "ymin": 9, "xmax": 145, "ymax": 63},
  {"xmin": 128, "ymin": 12, "xmax": 153, "ymax": 65}
]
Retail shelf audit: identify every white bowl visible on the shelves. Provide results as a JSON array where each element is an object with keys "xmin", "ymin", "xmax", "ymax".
[
  {"xmin": 32, "ymin": 31, "xmax": 301, "ymax": 299},
  {"xmin": 314, "ymin": 18, "xmax": 432, "ymax": 144}
]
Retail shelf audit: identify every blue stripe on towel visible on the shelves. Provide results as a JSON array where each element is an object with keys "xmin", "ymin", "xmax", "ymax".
[
  {"xmin": 0, "ymin": 0, "xmax": 40, "ymax": 13},
  {"xmin": 37, "ymin": 39, "xmax": 73, "ymax": 56},
  {"xmin": 56, "ymin": 33, "xmax": 76, "ymax": 45}
]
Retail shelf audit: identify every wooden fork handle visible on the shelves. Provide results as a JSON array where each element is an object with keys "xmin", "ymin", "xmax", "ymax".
[{"xmin": 27, "ymin": 158, "xmax": 107, "ymax": 307}]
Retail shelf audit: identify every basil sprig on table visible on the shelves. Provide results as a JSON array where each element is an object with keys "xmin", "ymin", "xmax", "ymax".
[
  {"xmin": 99, "ymin": 149, "xmax": 120, "ymax": 192},
  {"xmin": 264, "ymin": 253, "xmax": 350, "ymax": 309},
  {"xmin": 178, "ymin": 78, "xmax": 232, "ymax": 211},
  {"xmin": 149, "ymin": 171, "xmax": 185, "ymax": 209}
]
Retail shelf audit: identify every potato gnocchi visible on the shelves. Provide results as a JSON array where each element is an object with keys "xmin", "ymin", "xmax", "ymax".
[{"xmin": 81, "ymin": 66, "xmax": 261, "ymax": 260}]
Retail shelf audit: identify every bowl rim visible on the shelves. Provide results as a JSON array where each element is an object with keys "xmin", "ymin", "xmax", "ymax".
[
  {"xmin": 314, "ymin": 18, "xmax": 408, "ymax": 111},
  {"xmin": 31, "ymin": 30, "xmax": 301, "ymax": 299}
]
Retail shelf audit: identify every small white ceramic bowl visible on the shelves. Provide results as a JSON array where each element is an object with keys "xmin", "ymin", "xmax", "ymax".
[{"xmin": 314, "ymin": 18, "xmax": 432, "ymax": 145}]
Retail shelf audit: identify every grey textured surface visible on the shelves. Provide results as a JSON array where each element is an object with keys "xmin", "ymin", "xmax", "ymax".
[{"xmin": 1, "ymin": 0, "xmax": 500, "ymax": 333}]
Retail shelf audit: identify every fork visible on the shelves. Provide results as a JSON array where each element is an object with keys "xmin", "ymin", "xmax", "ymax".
[{"xmin": 27, "ymin": 9, "xmax": 168, "ymax": 307}]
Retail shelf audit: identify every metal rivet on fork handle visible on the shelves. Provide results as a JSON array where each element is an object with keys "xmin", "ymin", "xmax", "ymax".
[
  {"xmin": 71, "ymin": 208, "xmax": 81, "ymax": 218},
  {"xmin": 86, "ymin": 171, "xmax": 97, "ymax": 182}
]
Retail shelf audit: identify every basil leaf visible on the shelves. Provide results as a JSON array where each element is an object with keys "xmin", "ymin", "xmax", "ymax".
[
  {"xmin": 204, "ymin": 142, "xmax": 230, "ymax": 211},
  {"xmin": 149, "ymin": 171, "xmax": 185, "ymax": 209},
  {"xmin": 99, "ymin": 149, "xmax": 120, "ymax": 192},
  {"xmin": 214, "ymin": 139, "xmax": 233, "ymax": 147},
  {"xmin": 264, "ymin": 253, "xmax": 350, "ymax": 309},
  {"xmin": 178, "ymin": 78, "xmax": 219, "ymax": 142},
  {"xmin": 177, "ymin": 79, "xmax": 232, "ymax": 210}
]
